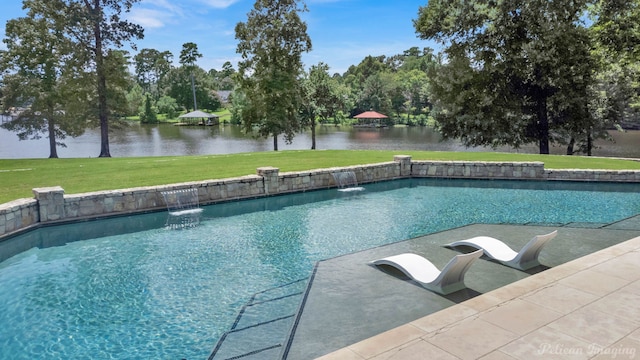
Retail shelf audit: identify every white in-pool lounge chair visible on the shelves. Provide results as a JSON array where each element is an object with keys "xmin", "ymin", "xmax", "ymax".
[
  {"xmin": 369, "ymin": 249, "xmax": 483, "ymax": 295},
  {"xmin": 446, "ymin": 230, "xmax": 558, "ymax": 270}
]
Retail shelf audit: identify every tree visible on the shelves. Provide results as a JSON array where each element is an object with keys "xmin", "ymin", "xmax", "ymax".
[
  {"xmin": 388, "ymin": 74, "xmax": 406, "ymax": 120},
  {"xmin": 299, "ymin": 72, "xmax": 317, "ymax": 149},
  {"xmin": 58, "ymin": 48, "xmax": 134, "ymax": 130},
  {"xmin": 590, "ymin": 0, "xmax": 640, "ymax": 129},
  {"xmin": 0, "ymin": 2, "xmax": 84, "ymax": 158},
  {"xmin": 58, "ymin": 0, "xmax": 144, "ymax": 157},
  {"xmin": 229, "ymin": 88, "xmax": 247, "ymax": 125},
  {"xmin": 415, "ymin": 0, "xmax": 597, "ymax": 154},
  {"xmin": 209, "ymin": 61, "xmax": 236, "ymax": 90},
  {"xmin": 398, "ymin": 69, "xmax": 430, "ymax": 120},
  {"xmin": 235, "ymin": 0, "xmax": 312, "ymax": 151},
  {"xmin": 165, "ymin": 66, "xmax": 217, "ymax": 112},
  {"xmin": 134, "ymin": 48, "xmax": 173, "ymax": 98},
  {"xmin": 591, "ymin": 0, "xmax": 640, "ymax": 65},
  {"xmin": 299, "ymin": 62, "xmax": 343, "ymax": 149},
  {"xmin": 103, "ymin": 50, "xmax": 134, "ymax": 120},
  {"xmin": 358, "ymin": 73, "xmax": 393, "ymax": 115},
  {"xmin": 156, "ymin": 95, "xmax": 180, "ymax": 119},
  {"xmin": 179, "ymin": 42, "xmax": 203, "ymax": 111},
  {"xmin": 311, "ymin": 63, "xmax": 342, "ymax": 123},
  {"xmin": 125, "ymin": 83, "xmax": 145, "ymax": 116},
  {"xmin": 139, "ymin": 94, "xmax": 157, "ymax": 123},
  {"xmin": 343, "ymin": 56, "xmax": 390, "ymax": 92}
]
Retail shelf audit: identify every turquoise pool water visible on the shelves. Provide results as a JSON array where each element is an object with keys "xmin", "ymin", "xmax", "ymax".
[{"xmin": 0, "ymin": 178, "xmax": 639, "ymax": 359}]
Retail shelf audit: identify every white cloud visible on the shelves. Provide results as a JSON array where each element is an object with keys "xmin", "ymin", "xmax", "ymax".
[
  {"xmin": 198, "ymin": 0, "xmax": 241, "ymax": 9},
  {"xmin": 128, "ymin": 8, "xmax": 167, "ymax": 28},
  {"xmin": 142, "ymin": 0, "xmax": 185, "ymax": 15}
]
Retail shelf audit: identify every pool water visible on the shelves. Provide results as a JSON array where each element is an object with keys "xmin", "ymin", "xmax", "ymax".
[{"xmin": 0, "ymin": 178, "xmax": 639, "ymax": 359}]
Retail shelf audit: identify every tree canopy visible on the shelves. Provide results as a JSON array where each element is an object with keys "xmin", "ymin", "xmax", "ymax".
[
  {"xmin": 415, "ymin": 0, "xmax": 602, "ymax": 154},
  {"xmin": 235, "ymin": 0, "xmax": 312, "ymax": 151},
  {"xmin": 0, "ymin": 4, "xmax": 83, "ymax": 158},
  {"xmin": 64, "ymin": 0, "xmax": 144, "ymax": 157},
  {"xmin": 133, "ymin": 48, "xmax": 172, "ymax": 98}
]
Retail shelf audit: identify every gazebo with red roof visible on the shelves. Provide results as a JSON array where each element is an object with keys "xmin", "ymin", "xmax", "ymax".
[{"xmin": 353, "ymin": 111, "xmax": 389, "ymax": 128}]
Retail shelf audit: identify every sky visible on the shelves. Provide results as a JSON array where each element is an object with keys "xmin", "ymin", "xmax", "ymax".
[{"xmin": 0, "ymin": 0, "xmax": 437, "ymax": 75}]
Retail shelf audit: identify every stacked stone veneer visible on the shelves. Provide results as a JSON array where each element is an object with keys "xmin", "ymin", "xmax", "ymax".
[
  {"xmin": 1, "ymin": 155, "xmax": 639, "ymax": 239},
  {"xmin": 0, "ymin": 198, "xmax": 38, "ymax": 237},
  {"xmin": 411, "ymin": 160, "xmax": 545, "ymax": 179}
]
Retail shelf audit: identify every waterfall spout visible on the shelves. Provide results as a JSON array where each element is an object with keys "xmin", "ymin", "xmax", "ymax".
[
  {"xmin": 161, "ymin": 188, "xmax": 203, "ymax": 229},
  {"xmin": 331, "ymin": 171, "xmax": 365, "ymax": 192}
]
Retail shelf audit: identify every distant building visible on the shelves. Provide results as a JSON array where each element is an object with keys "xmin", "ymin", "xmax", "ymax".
[{"xmin": 215, "ymin": 90, "xmax": 232, "ymax": 104}]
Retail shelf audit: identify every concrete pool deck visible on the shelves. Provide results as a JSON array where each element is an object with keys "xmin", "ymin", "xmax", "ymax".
[{"xmin": 285, "ymin": 217, "xmax": 640, "ymax": 359}]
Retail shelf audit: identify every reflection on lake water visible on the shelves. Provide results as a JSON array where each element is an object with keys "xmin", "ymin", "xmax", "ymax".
[{"xmin": 0, "ymin": 123, "xmax": 638, "ymax": 159}]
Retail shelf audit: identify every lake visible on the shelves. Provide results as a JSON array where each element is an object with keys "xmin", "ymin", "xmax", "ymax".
[{"xmin": 0, "ymin": 122, "xmax": 638, "ymax": 159}]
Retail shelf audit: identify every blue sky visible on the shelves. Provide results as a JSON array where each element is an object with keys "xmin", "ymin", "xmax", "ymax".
[{"xmin": 0, "ymin": 0, "xmax": 436, "ymax": 75}]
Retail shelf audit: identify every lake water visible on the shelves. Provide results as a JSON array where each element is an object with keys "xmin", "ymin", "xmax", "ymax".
[{"xmin": 0, "ymin": 122, "xmax": 638, "ymax": 159}]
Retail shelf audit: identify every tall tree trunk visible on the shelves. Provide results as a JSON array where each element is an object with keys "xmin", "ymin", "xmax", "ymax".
[
  {"xmin": 44, "ymin": 64, "xmax": 58, "ymax": 159},
  {"xmin": 273, "ymin": 134, "xmax": 279, "ymax": 151},
  {"xmin": 566, "ymin": 137, "xmax": 575, "ymax": 155},
  {"xmin": 190, "ymin": 72, "xmax": 197, "ymax": 111},
  {"xmin": 311, "ymin": 118, "xmax": 316, "ymax": 150},
  {"xmin": 94, "ymin": 2, "xmax": 110, "ymax": 158},
  {"xmin": 587, "ymin": 128, "xmax": 593, "ymax": 156},
  {"xmin": 47, "ymin": 117, "xmax": 58, "ymax": 159},
  {"xmin": 98, "ymin": 69, "xmax": 110, "ymax": 158},
  {"xmin": 537, "ymin": 97, "xmax": 550, "ymax": 154}
]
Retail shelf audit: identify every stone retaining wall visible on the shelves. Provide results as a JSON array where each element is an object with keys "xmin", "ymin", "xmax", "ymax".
[
  {"xmin": 1, "ymin": 156, "xmax": 639, "ymax": 240},
  {"xmin": 546, "ymin": 169, "xmax": 640, "ymax": 182},
  {"xmin": 0, "ymin": 198, "xmax": 38, "ymax": 236},
  {"xmin": 411, "ymin": 160, "xmax": 545, "ymax": 179}
]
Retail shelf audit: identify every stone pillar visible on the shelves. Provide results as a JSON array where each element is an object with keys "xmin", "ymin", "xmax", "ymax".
[
  {"xmin": 33, "ymin": 186, "xmax": 65, "ymax": 222},
  {"xmin": 257, "ymin": 167, "xmax": 280, "ymax": 195},
  {"xmin": 394, "ymin": 155, "xmax": 412, "ymax": 177}
]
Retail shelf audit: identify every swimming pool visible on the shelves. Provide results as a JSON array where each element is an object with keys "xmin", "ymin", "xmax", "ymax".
[{"xmin": 1, "ymin": 178, "xmax": 639, "ymax": 359}]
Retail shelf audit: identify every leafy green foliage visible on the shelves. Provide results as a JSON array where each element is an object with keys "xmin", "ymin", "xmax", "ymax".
[
  {"xmin": 209, "ymin": 61, "xmax": 236, "ymax": 91},
  {"xmin": 139, "ymin": 94, "xmax": 158, "ymax": 123},
  {"xmin": 0, "ymin": 3, "xmax": 86, "ymax": 158},
  {"xmin": 299, "ymin": 62, "xmax": 344, "ymax": 148},
  {"xmin": 164, "ymin": 66, "xmax": 219, "ymax": 112},
  {"xmin": 125, "ymin": 83, "xmax": 145, "ymax": 116},
  {"xmin": 590, "ymin": 0, "xmax": 640, "ymax": 130},
  {"xmin": 134, "ymin": 48, "xmax": 173, "ymax": 98},
  {"xmin": 179, "ymin": 42, "xmax": 202, "ymax": 68},
  {"xmin": 358, "ymin": 73, "xmax": 391, "ymax": 114},
  {"xmin": 335, "ymin": 48, "xmax": 439, "ymax": 124},
  {"xmin": 11, "ymin": 0, "xmax": 146, "ymax": 158},
  {"xmin": 591, "ymin": 0, "xmax": 640, "ymax": 64},
  {"xmin": 415, "ymin": 0, "xmax": 601, "ymax": 154},
  {"xmin": 156, "ymin": 96, "xmax": 180, "ymax": 119},
  {"xmin": 235, "ymin": 0, "xmax": 312, "ymax": 150}
]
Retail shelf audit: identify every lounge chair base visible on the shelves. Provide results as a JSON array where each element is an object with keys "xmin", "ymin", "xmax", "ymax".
[
  {"xmin": 370, "ymin": 249, "xmax": 483, "ymax": 295},
  {"xmin": 446, "ymin": 230, "xmax": 558, "ymax": 271}
]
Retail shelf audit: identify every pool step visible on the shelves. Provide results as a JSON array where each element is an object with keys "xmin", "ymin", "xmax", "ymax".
[{"xmin": 208, "ymin": 279, "xmax": 308, "ymax": 360}]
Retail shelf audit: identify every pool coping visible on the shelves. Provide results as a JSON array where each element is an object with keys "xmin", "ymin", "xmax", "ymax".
[{"xmin": 313, "ymin": 232, "xmax": 640, "ymax": 359}]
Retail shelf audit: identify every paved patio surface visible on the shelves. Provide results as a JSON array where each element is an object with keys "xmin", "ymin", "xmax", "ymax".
[{"xmin": 285, "ymin": 216, "xmax": 640, "ymax": 359}]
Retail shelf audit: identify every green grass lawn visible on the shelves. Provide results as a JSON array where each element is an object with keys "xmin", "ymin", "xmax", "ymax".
[{"xmin": 1, "ymin": 150, "xmax": 639, "ymax": 204}]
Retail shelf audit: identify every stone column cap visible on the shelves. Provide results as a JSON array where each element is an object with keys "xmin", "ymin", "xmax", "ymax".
[{"xmin": 32, "ymin": 186, "xmax": 65, "ymax": 194}]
